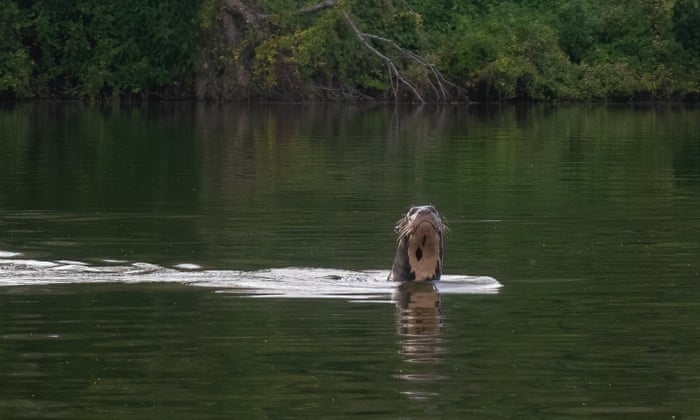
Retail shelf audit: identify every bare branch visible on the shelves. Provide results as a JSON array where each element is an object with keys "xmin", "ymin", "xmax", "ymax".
[
  {"xmin": 343, "ymin": 12, "xmax": 467, "ymax": 102},
  {"xmin": 300, "ymin": 0, "xmax": 338, "ymax": 14},
  {"xmin": 361, "ymin": 32, "xmax": 466, "ymax": 101},
  {"xmin": 343, "ymin": 12, "xmax": 425, "ymax": 102}
]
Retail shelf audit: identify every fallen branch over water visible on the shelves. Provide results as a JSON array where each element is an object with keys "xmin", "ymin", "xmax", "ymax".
[{"xmin": 343, "ymin": 12, "xmax": 467, "ymax": 102}]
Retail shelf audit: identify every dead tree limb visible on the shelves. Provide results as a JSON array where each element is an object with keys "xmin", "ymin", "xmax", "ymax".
[
  {"xmin": 343, "ymin": 12, "xmax": 467, "ymax": 102},
  {"xmin": 300, "ymin": 0, "xmax": 338, "ymax": 14},
  {"xmin": 343, "ymin": 12, "xmax": 425, "ymax": 102}
]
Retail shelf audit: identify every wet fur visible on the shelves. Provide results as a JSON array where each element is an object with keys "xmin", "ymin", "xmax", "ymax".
[{"xmin": 389, "ymin": 206, "xmax": 445, "ymax": 282}]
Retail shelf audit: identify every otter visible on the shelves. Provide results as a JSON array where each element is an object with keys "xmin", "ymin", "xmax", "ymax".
[{"xmin": 388, "ymin": 205, "xmax": 446, "ymax": 282}]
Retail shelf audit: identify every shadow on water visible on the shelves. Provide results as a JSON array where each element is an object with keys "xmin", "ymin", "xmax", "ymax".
[{"xmin": 393, "ymin": 281, "xmax": 444, "ymax": 401}]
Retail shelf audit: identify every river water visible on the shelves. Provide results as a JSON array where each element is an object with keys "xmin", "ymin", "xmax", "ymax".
[{"xmin": 1, "ymin": 102, "xmax": 699, "ymax": 418}]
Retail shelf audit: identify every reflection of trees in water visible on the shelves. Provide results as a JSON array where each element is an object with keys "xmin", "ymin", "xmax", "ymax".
[{"xmin": 394, "ymin": 281, "xmax": 445, "ymax": 401}]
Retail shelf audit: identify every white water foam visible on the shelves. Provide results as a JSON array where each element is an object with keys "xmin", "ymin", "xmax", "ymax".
[{"xmin": 0, "ymin": 250, "xmax": 502, "ymax": 298}]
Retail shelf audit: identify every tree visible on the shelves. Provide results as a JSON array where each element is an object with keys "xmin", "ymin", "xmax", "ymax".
[
  {"xmin": 0, "ymin": 1, "xmax": 31, "ymax": 98},
  {"xmin": 196, "ymin": 0, "xmax": 467, "ymax": 102},
  {"xmin": 673, "ymin": 0, "xmax": 700, "ymax": 54}
]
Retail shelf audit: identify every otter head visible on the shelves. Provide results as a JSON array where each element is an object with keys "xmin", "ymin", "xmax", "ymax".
[{"xmin": 388, "ymin": 205, "xmax": 445, "ymax": 282}]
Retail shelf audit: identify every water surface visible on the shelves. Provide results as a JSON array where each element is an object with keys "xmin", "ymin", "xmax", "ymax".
[{"xmin": 1, "ymin": 103, "xmax": 699, "ymax": 418}]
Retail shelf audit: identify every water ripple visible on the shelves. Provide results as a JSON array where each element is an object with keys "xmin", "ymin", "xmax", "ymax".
[{"xmin": 0, "ymin": 250, "xmax": 502, "ymax": 298}]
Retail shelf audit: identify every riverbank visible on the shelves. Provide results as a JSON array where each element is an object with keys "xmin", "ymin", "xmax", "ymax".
[{"xmin": 2, "ymin": 0, "xmax": 699, "ymax": 102}]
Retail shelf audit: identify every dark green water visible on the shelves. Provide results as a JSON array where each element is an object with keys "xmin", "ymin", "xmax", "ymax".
[{"xmin": 1, "ymin": 102, "xmax": 699, "ymax": 418}]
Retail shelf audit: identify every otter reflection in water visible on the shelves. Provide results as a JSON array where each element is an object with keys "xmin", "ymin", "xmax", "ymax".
[
  {"xmin": 395, "ymin": 281, "xmax": 442, "ymax": 337},
  {"xmin": 394, "ymin": 280, "xmax": 445, "ymax": 400},
  {"xmin": 389, "ymin": 205, "xmax": 446, "ymax": 282}
]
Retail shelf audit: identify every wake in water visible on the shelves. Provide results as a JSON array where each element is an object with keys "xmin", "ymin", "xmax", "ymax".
[{"xmin": 0, "ymin": 250, "xmax": 502, "ymax": 298}]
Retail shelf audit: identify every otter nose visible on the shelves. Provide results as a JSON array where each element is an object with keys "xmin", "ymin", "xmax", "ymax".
[{"xmin": 410, "ymin": 205, "xmax": 437, "ymax": 217}]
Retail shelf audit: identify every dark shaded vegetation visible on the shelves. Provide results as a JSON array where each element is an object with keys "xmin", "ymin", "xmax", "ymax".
[{"xmin": 1, "ymin": 0, "xmax": 698, "ymax": 102}]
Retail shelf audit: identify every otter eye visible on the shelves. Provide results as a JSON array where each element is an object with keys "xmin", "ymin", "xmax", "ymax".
[{"xmin": 408, "ymin": 207, "xmax": 419, "ymax": 216}]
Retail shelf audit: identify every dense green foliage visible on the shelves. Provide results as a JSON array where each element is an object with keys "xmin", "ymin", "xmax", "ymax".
[
  {"xmin": 1, "ymin": 0, "xmax": 200, "ymax": 99},
  {"xmin": 421, "ymin": 0, "xmax": 700, "ymax": 100},
  {"xmin": 1, "ymin": 0, "xmax": 698, "ymax": 101}
]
